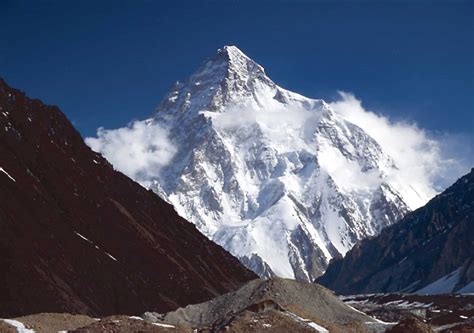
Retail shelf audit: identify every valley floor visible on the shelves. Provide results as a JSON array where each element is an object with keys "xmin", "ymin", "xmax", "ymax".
[
  {"xmin": 1, "ymin": 283, "xmax": 473, "ymax": 333},
  {"xmin": 342, "ymin": 293, "xmax": 474, "ymax": 332}
]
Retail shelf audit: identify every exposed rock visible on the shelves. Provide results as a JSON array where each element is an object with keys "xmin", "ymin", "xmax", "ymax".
[
  {"xmin": 0, "ymin": 78, "xmax": 256, "ymax": 317},
  {"xmin": 317, "ymin": 169, "xmax": 474, "ymax": 294},
  {"xmin": 386, "ymin": 315, "xmax": 434, "ymax": 333},
  {"xmin": 6, "ymin": 313, "xmax": 97, "ymax": 333},
  {"xmin": 71, "ymin": 316, "xmax": 192, "ymax": 333}
]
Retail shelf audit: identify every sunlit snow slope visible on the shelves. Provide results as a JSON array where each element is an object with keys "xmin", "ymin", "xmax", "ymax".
[{"xmin": 89, "ymin": 46, "xmax": 432, "ymax": 281}]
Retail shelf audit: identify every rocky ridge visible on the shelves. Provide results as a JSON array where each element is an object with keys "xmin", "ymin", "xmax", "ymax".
[
  {"xmin": 317, "ymin": 169, "xmax": 474, "ymax": 295},
  {"xmin": 0, "ymin": 77, "xmax": 256, "ymax": 317}
]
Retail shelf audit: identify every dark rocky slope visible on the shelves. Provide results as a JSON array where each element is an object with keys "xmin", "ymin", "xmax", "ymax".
[
  {"xmin": 317, "ymin": 169, "xmax": 474, "ymax": 295},
  {"xmin": 0, "ymin": 78, "xmax": 256, "ymax": 317}
]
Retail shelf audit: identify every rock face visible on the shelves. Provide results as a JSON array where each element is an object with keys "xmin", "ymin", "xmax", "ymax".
[
  {"xmin": 317, "ymin": 169, "xmax": 474, "ymax": 295},
  {"xmin": 89, "ymin": 45, "xmax": 431, "ymax": 281},
  {"xmin": 0, "ymin": 78, "xmax": 256, "ymax": 318}
]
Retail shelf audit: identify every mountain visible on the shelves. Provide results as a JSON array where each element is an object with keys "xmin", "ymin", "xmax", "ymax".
[
  {"xmin": 317, "ymin": 169, "xmax": 474, "ymax": 295},
  {"xmin": 0, "ymin": 78, "xmax": 256, "ymax": 318},
  {"xmin": 88, "ymin": 45, "xmax": 433, "ymax": 281}
]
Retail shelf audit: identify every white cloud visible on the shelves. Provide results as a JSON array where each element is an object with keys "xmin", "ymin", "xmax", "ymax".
[
  {"xmin": 85, "ymin": 120, "xmax": 177, "ymax": 187},
  {"xmin": 329, "ymin": 91, "xmax": 472, "ymax": 197},
  {"xmin": 210, "ymin": 100, "xmax": 322, "ymax": 153}
]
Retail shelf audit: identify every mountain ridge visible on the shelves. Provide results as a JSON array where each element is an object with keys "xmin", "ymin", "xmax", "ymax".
[
  {"xmin": 0, "ymin": 77, "xmax": 256, "ymax": 317},
  {"xmin": 317, "ymin": 168, "xmax": 474, "ymax": 294}
]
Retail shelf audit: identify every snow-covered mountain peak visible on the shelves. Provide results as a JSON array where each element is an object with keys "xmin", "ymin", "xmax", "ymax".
[
  {"xmin": 156, "ymin": 46, "xmax": 279, "ymax": 117},
  {"xmin": 217, "ymin": 45, "xmax": 258, "ymax": 64},
  {"xmin": 91, "ymin": 45, "xmax": 433, "ymax": 281},
  {"xmin": 219, "ymin": 45, "xmax": 248, "ymax": 57},
  {"xmin": 215, "ymin": 45, "xmax": 268, "ymax": 81}
]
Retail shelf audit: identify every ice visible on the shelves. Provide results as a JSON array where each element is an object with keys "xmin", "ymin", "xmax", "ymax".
[
  {"xmin": 0, "ymin": 167, "xmax": 16, "ymax": 182},
  {"xmin": 75, "ymin": 232, "xmax": 118, "ymax": 262},
  {"xmin": 152, "ymin": 322, "xmax": 175, "ymax": 328},
  {"xmin": 106, "ymin": 252, "xmax": 118, "ymax": 262},
  {"xmin": 416, "ymin": 267, "xmax": 462, "ymax": 294},
  {"xmin": 285, "ymin": 312, "xmax": 329, "ymax": 332},
  {"xmin": 74, "ymin": 231, "xmax": 92, "ymax": 243},
  {"xmin": 1, "ymin": 319, "xmax": 35, "ymax": 333},
  {"xmin": 458, "ymin": 281, "xmax": 474, "ymax": 294},
  {"xmin": 307, "ymin": 322, "xmax": 329, "ymax": 332}
]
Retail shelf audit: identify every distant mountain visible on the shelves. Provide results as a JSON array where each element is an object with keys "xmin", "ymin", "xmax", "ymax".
[
  {"xmin": 317, "ymin": 169, "xmax": 474, "ymax": 295},
  {"xmin": 89, "ymin": 45, "xmax": 432, "ymax": 281},
  {"xmin": 0, "ymin": 78, "xmax": 256, "ymax": 317}
]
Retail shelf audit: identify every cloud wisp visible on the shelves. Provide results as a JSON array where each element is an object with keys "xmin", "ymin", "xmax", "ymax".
[
  {"xmin": 329, "ymin": 91, "xmax": 472, "ymax": 195},
  {"xmin": 85, "ymin": 120, "xmax": 177, "ymax": 187}
]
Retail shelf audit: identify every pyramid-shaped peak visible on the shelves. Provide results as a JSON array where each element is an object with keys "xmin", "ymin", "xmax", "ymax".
[
  {"xmin": 218, "ymin": 45, "xmax": 249, "ymax": 58},
  {"xmin": 155, "ymin": 45, "xmax": 275, "ymax": 115},
  {"xmin": 178, "ymin": 44, "xmax": 273, "ymax": 91},
  {"xmin": 214, "ymin": 45, "xmax": 263, "ymax": 71}
]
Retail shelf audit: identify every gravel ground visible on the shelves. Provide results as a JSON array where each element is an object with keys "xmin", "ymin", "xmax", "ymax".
[
  {"xmin": 145, "ymin": 278, "xmax": 376, "ymax": 332},
  {"xmin": 10, "ymin": 313, "xmax": 97, "ymax": 333}
]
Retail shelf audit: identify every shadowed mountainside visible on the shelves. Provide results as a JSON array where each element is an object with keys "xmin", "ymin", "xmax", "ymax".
[
  {"xmin": 317, "ymin": 169, "xmax": 474, "ymax": 295},
  {"xmin": 0, "ymin": 78, "xmax": 256, "ymax": 317}
]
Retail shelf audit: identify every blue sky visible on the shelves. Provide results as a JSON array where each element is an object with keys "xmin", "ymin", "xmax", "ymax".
[{"xmin": 1, "ymin": 0, "xmax": 473, "ymax": 143}]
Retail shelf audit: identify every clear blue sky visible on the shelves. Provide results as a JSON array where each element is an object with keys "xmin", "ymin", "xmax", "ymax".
[{"xmin": 1, "ymin": 0, "xmax": 473, "ymax": 139}]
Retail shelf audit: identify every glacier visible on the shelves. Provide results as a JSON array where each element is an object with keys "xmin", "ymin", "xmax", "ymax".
[{"xmin": 88, "ymin": 45, "xmax": 433, "ymax": 281}]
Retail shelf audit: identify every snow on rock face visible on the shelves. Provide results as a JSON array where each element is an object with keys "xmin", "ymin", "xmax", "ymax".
[
  {"xmin": 416, "ymin": 260, "xmax": 474, "ymax": 295},
  {"xmin": 1, "ymin": 319, "xmax": 35, "ymax": 333},
  {"xmin": 416, "ymin": 267, "xmax": 463, "ymax": 295},
  {"xmin": 92, "ymin": 45, "xmax": 430, "ymax": 280},
  {"xmin": 0, "ymin": 166, "xmax": 16, "ymax": 182}
]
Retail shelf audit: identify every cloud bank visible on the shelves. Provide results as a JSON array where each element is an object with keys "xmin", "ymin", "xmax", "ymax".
[
  {"xmin": 329, "ymin": 92, "xmax": 472, "ymax": 196},
  {"xmin": 85, "ymin": 120, "xmax": 176, "ymax": 187}
]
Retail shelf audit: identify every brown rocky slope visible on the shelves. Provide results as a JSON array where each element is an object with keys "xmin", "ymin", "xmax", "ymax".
[{"xmin": 0, "ymin": 78, "xmax": 256, "ymax": 318}]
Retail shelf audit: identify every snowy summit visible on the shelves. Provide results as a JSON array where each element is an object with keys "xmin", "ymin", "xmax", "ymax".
[{"xmin": 89, "ymin": 45, "xmax": 433, "ymax": 281}]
